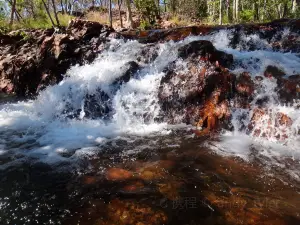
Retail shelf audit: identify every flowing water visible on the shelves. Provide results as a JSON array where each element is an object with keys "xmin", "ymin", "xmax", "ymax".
[{"xmin": 0, "ymin": 29, "xmax": 300, "ymax": 224}]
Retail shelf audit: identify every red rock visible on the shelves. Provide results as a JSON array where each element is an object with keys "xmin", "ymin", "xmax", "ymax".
[
  {"xmin": 248, "ymin": 108, "xmax": 293, "ymax": 141},
  {"xmin": 106, "ymin": 168, "xmax": 133, "ymax": 181},
  {"xmin": 236, "ymin": 72, "xmax": 255, "ymax": 97}
]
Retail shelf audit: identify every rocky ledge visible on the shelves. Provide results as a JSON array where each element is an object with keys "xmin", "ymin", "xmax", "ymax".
[
  {"xmin": 0, "ymin": 19, "xmax": 114, "ymax": 96},
  {"xmin": 1, "ymin": 19, "xmax": 299, "ymax": 140}
]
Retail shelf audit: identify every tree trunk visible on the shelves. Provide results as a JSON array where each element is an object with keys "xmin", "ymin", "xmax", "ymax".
[
  {"xmin": 60, "ymin": 0, "xmax": 65, "ymax": 13},
  {"xmin": 226, "ymin": 0, "xmax": 230, "ymax": 22},
  {"xmin": 108, "ymin": 0, "xmax": 112, "ymax": 27},
  {"xmin": 232, "ymin": 0, "xmax": 236, "ymax": 22},
  {"xmin": 212, "ymin": 1, "xmax": 216, "ymax": 23},
  {"xmin": 235, "ymin": 0, "xmax": 239, "ymax": 22},
  {"xmin": 164, "ymin": 0, "xmax": 167, "ymax": 12},
  {"xmin": 219, "ymin": 0, "xmax": 223, "ymax": 25},
  {"xmin": 262, "ymin": 0, "xmax": 266, "ymax": 21},
  {"xmin": 125, "ymin": 0, "xmax": 133, "ymax": 28},
  {"xmin": 118, "ymin": 0, "xmax": 123, "ymax": 28},
  {"xmin": 51, "ymin": 0, "xmax": 60, "ymax": 26},
  {"xmin": 41, "ymin": 0, "xmax": 56, "ymax": 28},
  {"xmin": 9, "ymin": 0, "xmax": 16, "ymax": 28},
  {"xmin": 292, "ymin": 0, "xmax": 297, "ymax": 13}
]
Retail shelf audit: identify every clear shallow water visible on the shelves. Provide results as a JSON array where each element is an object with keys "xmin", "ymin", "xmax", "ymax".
[{"xmin": 0, "ymin": 29, "xmax": 300, "ymax": 224}]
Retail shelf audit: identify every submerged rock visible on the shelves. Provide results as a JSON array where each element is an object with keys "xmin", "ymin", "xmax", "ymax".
[
  {"xmin": 95, "ymin": 199, "xmax": 167, "ymax": 225},
  {"xmin": 106, "ymin": 168, "xmax": 134, "ymax": 181}
]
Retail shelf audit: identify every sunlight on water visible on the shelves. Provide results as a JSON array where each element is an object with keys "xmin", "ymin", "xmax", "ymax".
[{"xmin": 0, "ymin": 28, "xmax": 300, "ymax": 181}]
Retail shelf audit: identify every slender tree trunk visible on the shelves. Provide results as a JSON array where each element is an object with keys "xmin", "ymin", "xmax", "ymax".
[
  {"xmin": 125, "ymin": 0, "xmax": 133, "ymax": 28},
  {"xmin": 118, "ymin": 0, "xmax": 123, "ymax": 28},
  {"xmin": 226, "ymin": 0, "xmax": 230, "ymax": 22},
  {"xmin": 51, "ymin": 0, "xmax": 60, "ymax": 26},
  {"xmin": 164, "ymin": 0, "xmax": 167, "ymax": 12},
  {"xmin": 232, "ymin": 0, "xmax": 236, "ymax": 22},
  {"xmin": 9, "ymin": 0, "xmax": 16, "ymax": 28},
  {"xmin": 219, "ymin": 0, "xmax": 223, "ymax": 25},
  {"xmin": 60, "ymin": 0, "xmax": 65, "ymax": 14},
  {"xmin": 212, "ymin": 1, "xmax": 216, "ymax": 23},
  {"xmin": 262, "ymin": 0, "xmax": 266, "ymax": 21},
  {"xmin": 292, "ymin": 0, "xmax": 298, "ymax": 14},
  {"xmin": 108, "ymin": 0, "xmax": 112, "ymax": 27},
  {"xmin": 41, "ymin": 0, "xmax": 56, "ymax": 28},
  {"xmin": 235, "ymin": 0, "xmax": 239, "ymax": 22},
  {"xmin": 6, "ymin": 0, "xmax": 23, "ymax": 21}
]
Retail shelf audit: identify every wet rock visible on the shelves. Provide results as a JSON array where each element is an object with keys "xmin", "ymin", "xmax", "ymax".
[
  {"xmin": 122, "ymin": 181, "xmax": 145, "ymax": 193},
  {"xmin": 157, "ymin": 181, "xmax": 182, "ymax": 200},
  {"xmin": 276, "ymin": 76, "xmax": 300, "ymax": 103},
  {"xmin": 178, "ymin": 40, "xmax": 233, "ymax": 68},
  {"xmin": 247, "ymin": 108, "xmax": 293, "ymax": 141},
  {"xmin": 83, "ymin": 90, "xmax": 111, "ymax": 119},
  {"xmin": 106, "ymin": 168, "xmax": 134, "ymax": 181},
  {"xmin": 159, "ymin": 48, "xmax": 235, "ymax": 129},
  {"xmin": 235, "ymin": 72, "xmax": 255, "ymax": 97},
  {"xmin": 96, "ymin": 199, "xmax": 167, "ymax": 225},
  {"xmin": 113, "ymin": 61, "xmax": 140, "ymax": 85},
  {"xmin": 264, "ymin": 65, "xmax": 285, "ymax": 79}
]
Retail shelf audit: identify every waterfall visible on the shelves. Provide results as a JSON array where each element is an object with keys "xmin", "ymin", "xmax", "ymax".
[{"xmin": 0, "ymin": 28, "xmax": 300, "ymax": 170}]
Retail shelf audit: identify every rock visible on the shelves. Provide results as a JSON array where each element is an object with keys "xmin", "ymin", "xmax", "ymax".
[
  {"xmin": 264, "ymin": 65, "xmax": 285, "ymax": 79},
  {"xmin": 106, "ymin": 168, "xmax": 133, "ymax": 181},
  {"xmin": 178, "ymin": 40, "xmax": 233, "ymax": 68},
  {"xmin": 235, "ymin": 72, "xmax": 255, "ymax": 97},
  {"xmin": 158, "ymin": 48, "xmax": 235, "ymax": 129},
  {"xmin": 96, "ymin": 199, "xmax": 167, "ymax": 225},
  {"xmin": 248, "ymin": 108, "xmax": 293, "ymax": 141},
  {"xmin": 113, "ymin": 61, "xmax": 140, "ymax": 85},
  {"xmin": 83, "ymin": 90, "xmax": 111, "ymax": 119},
  {"xmin": 276, "ymin": 75, "xmax": 300, "ymax": 103},
  {"xmin": 67, "ymin": 19, "xmax": 106, "ymax": 40},
  {"xmin": 122, "ymin": 181, "xmax": 145, "ymax": 193},
  {"xmin": 0, "ymin": 19, "xmax": 113, "ymax": 96}
]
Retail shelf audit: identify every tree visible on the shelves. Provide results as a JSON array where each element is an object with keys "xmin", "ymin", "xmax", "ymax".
[
  {"xmin": 108, "ymin": 0, "xmax": 112, "ymax": 27},
  {"xmin": 117, "ymin": 0, "xmax": 123, "ymax": 28},
  {"xmin": 9, "ymin": 0, "xmax": 17, "ymax": 28},
  {"xmin": 51, "ymin": 0, "xmax": 60, "ymax": 26},
  {"xmin": 219, "ymin": 0, "xmax": 223, "ymax": 25},
  {"xmin": 41, "ymin": 0, "xmax": 56, "ymax": 27},
  {"xmin": 125, "ymin": 0, "xmax": 133, "ymax": 28}
]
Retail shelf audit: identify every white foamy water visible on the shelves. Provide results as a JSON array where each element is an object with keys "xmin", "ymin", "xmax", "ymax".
[{"xmin": 0, "ymin": 29, "xmax": 300, "ymax": 176}]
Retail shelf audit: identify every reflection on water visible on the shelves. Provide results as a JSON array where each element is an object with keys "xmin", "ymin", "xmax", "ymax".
[{"xmin": 0, "ymin": 135, "xmax": 299, "ymax": 225}]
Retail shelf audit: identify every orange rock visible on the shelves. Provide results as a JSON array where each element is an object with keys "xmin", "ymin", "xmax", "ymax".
[
  {"xmin": 122, "ymin": 181, "xmax": 145, "ymax": 192},
  {"xmin": 105, "ymin": 199, "xmax": 168, "ymax": 225},
  {"xmin": 106, "ymin": 168, "xmax": 133, "ymax": 181},
  {"xmin": 82, "ymin": 175, "xmax": 97, "ymax": 185},
  {"xmin": 248, "ymin": 108, "xmax": 293, "ymax": 141}
]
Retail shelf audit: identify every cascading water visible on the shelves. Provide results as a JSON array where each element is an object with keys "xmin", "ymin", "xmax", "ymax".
[
  {"xmin": 1, "ymin": 26, "xmax": 300, "ymax": 225},
  {"xmin": 1, "ymin": 29, "xmax": 300, "ymax": 168}
]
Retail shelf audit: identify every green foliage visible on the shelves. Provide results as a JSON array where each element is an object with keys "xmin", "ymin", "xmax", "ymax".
[
  {"xmin": 139, "ymin": 19, "xmax": 151, "ymax": 30},
  {"xmin": 240, "ymin": 9, "xmax": 254, "ymax": 22},
  {"xmin": 134, "ymin": 0, "xmax": 159, "ymax": 24}
]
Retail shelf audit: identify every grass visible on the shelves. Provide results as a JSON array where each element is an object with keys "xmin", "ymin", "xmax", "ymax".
[
  {"xmin": 84, "ymin": 11, "xmax": 108, "ymax": 25},
  {"xmin": 0, "ymin": 13, "xmax": 74, "ymax": 33}
]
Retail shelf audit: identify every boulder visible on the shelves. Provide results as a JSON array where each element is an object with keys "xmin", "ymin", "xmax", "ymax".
[
  {"xmin": 178, "ymin": 40, "xmax": 233, "ymax": 68},
  {"xmin": 264, "ymin": 65, "xmax": 285, "ymax": 79},
  {"xmin": 158, "ymin": 40, "xmax": 235, "ymax": 131}
]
